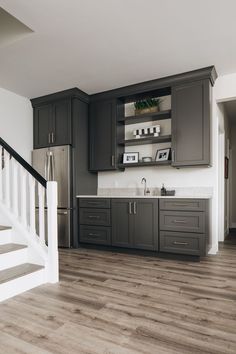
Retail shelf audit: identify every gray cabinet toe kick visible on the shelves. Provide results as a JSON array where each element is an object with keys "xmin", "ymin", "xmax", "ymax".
[{"xmin": 78, "ymin": 197, "xmax": 209, "ymax": 258}]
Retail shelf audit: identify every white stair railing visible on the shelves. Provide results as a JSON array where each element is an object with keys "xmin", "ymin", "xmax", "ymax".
[{"xmin": 0, "ymin": 140, "xmax": 58, "ymax": 283}]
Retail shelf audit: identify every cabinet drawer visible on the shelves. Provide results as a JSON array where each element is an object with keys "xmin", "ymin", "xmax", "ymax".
[
  {"xmin": 160, "ymin": 211, "xmax": 205, "ymax": 233},
  {"xmin": 79, "ymin": 198, "xmax": 110, "ymax": 209},
  {"xmin": 79, "ymin": 208, "xmax": 111, "ymax": 226},
  {"xmin": 159, "ymin": 199, "xmax": 206, "ymax": 211},
  {"xmin": 79, "ymin": 226, "xmax": 111, "ymax": 245},
  {"xmin": 160, "ymin": 231, "xmax": 205, "ymax": 256}
]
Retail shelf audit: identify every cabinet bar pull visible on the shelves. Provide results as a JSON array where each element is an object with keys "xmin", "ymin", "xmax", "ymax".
[
  {"xmin": 88, "ymin": 201, "xmax": 102, "ymax": 204},
  {"xmin": 129, "ymin": 202, "xmax": 132, "ymax": 214},
  {"xmin": 173, "ymin": 203, "xmax": 190, "ymax": 207},
  {"xmin": 174, "ymin": 220, "xmax": 187, "ymax": 223},
  {"xmin": 133, "ymin": 202, "xmax": 137, "ymax": 215},
  {"xmin": 88, "ymin": 233, "xmax": 100, "ymax": 237},
  {"xmin": 48, "ymin": 133, "xmax": 51, "ymax": 144},
  {"xmin": 111, "ymin": 155, "xmax": 115, "ymax": 167},
  {"xmin": 88, "ymin": 215, "xmax": 100, "ymax": 219},
  {"xmin": 173, "ymin": 241, "xmax": 188, "ymax": 245},
  {"xmin": 51, "ymin": 132, "xmax": 55, "ymax": 143},
  {"xmin": 172, "ymin": 150, "xmax": 175, "ymax": 162}
]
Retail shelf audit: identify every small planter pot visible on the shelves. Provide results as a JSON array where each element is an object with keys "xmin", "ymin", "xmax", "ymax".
[{"xmin": 135, "ymin": 106, "xmax": 159, "ymax": 115}]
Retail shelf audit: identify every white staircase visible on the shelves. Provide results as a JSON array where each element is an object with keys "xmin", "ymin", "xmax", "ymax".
[{"xmin": 0, "ymin": 138, "xmax": 59, "ymax": 302}]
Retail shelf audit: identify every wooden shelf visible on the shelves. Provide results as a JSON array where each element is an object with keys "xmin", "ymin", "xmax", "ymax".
[
  {"xmin": 118, "ymin": 135, "xmax": 171, "ymax": 146},
  {"xmin": 119, "ymin": 160, "xmax": 171, "ymax": 169},
  {"xmin": 118, "ymin": 109, "xmax": 171, "ymax": 125}
]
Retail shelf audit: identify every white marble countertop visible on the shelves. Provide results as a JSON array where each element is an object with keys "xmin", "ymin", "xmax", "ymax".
[{"xmin": 76, "ymin": 195, "xmax": 211, "ymax": 199}]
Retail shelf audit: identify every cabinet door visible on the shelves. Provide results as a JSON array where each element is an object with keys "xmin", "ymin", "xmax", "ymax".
[
  {"xmin": 89, "ymin": 100, "xmax": 117, "ymax": 171},
  {"xmin": 133, "ymin": 199, "xmax": 158, "ymax": 251},
  {"xmin": 34, "ymin": 104, "xmax": 53, "ymax": 148},
  {"xmin": 111, "ymin": 199, "xmax": 133, "ymax": 248},
  {"xmin": 52, "ymin": 99, "xmax": 72, "ymax": 146},
  {"xmin": 172, "ymin": 80, "xmax": 210, "ymax": 167}
]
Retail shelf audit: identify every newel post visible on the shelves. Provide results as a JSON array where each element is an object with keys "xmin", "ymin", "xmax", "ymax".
[{"xmin": 47, "ymin": 181, "xmax": 59, "ymax": 283}]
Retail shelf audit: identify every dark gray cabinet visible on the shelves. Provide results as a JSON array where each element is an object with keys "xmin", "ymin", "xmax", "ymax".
[
  {"xmin": 111, "ymin": 199, "xmax": 158, "ymax": 251},
  {"xmin": 33, "ymin": 99, "xmax": 71, "ymax": 149},
  {"xmin": 159, "ymin": 198, "xmax": 208, "ymax": 256},
  {"xmin": 111, "ymin": 199, "xmax": 133, "ymax": 248},
  {"xmin": 171, "ymin": 80, "xmax": 211, "ymax": 167},
  {"xmin": 89, "ymin": 99, "xmax": 124, "ymax": 171}
]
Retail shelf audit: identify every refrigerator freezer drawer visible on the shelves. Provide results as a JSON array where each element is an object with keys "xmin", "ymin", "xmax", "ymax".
[{"xmin": 36, "ymin": 208, "xmax": 71, "ymax": 248}]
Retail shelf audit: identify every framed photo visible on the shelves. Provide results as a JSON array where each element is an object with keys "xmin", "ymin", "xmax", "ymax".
[
  {"xmin": 225, "ymin": 157, "xmax": 229, "ymax": 179},
  {"xmin": 123, "ymin": 152, "xmax": 139, "ymax": 164},
  {"xmin": 155, "ymin": 148, "xmax": 171, "ymax": 162}
]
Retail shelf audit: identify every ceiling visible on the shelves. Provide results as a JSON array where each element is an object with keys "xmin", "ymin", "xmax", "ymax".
[{"xmin": 0, "ymin": 0, "xmax": 236, "ymax": 99}]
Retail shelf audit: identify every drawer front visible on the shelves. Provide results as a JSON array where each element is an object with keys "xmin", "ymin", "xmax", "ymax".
[
  {"xmin": 160, "ymin": 211, "xmax": 205, "ymax": 233},
  {"xmin": 79, "ymin": 208, "xmax": 111, "ymax": 226},
  {"xmin": 160, "ymin": 231, "xmax": 205, "ymax": 256},
  {"xmin": 79, "ymin": 198, "xmax": 110, "ymax": 209},
  {"xmin": 79, "ymin": 225, "xmax": 111, "ymax": 245},
  {"xmin": 159, "ymin": 199, "xmax": 206, "ymax": 211}
]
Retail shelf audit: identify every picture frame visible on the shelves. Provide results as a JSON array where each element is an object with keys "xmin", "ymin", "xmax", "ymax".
[
  {"xmin": 155, "ymin": 148, "xmax": 171, "ymax": 162},
  {"xmin": 123, "ymin": 152, "xmax": 139, "ymax": 164}
]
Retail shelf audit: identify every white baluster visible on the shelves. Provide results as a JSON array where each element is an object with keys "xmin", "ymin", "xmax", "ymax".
[
  {"xmin": 29, "ymin": 176, "xmax": 36, "ymax": 235},
  {"xmin": 38, "ymin": 183, "xmax": 45, "ymax": 245},
  {"xmin": 0, "ymin": 147, "xmax": 2, "ymax": 201},
  {"xmin": 12, "ymin": 159, "xmax": 19, "ymax": 216},
  {"xmin": 4, "ymin": 150, "xmax": 10, "ymax": 208},
  {"xmin": 20, "ymin": 167, "xmax": 27, "ymax": 226},
  {"xmin": 47, "ymin": 181, "xmax": 58, "ymax": 283}
]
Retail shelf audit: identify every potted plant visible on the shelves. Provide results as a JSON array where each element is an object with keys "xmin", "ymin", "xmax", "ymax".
[{"xmin": 134, "ymin": 98, "xmax": 162, "ymax": 115}]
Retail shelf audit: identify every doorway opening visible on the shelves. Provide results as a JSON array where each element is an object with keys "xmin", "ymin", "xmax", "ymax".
[{"xmin": 218, "ymin": 100, "xmax": 236, "ymax": 244}]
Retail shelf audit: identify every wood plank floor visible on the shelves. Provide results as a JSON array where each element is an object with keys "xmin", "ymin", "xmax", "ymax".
[{"xmin": 0, "ymin": 240, "xmax": 236, "ymax": 354}]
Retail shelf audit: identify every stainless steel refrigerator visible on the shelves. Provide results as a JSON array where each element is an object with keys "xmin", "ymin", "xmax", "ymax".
[{"xmin": 32, "ymin": 145, "xmax": 72, "ymax": 247}]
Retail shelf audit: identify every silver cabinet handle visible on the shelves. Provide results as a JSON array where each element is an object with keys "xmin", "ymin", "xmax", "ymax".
[
  {"xmin": 58, "ymin": 211, "xmax": 68, "ymax": 215},
  {"xmin": 88, "ymin": 233, "xmax": 100, "ymax": 237},
  {"xmin": 174, "ymin": 220, "xmax": 187, "ymax": 223},
  {"xmin": 51, "ymin": 132, "xmax": 55, "ymax": 143},
  {"xmin": 129, "ymin": 202, "xmax": 132, "ymax": 214},
  {"xmin": 173, "ymin": 203, "xmax": 190, "ymax": 207},
  {"xmin": 173, "ymin": 241, "xmax": 188, "ymax": 245},
  {"xmin": 133, "ymin": 202, "xmax": 137, "ymax": 215},
  {"xmin": 48, "ymin": 133, "xmax": 51, "ymax": 144},
  {"xmin": 111, "ymin": 155, "xmax": 115, "ymax": 167},
  {"xmin": 88, "ymin": 215, "xmax": 100, "ymax": 219},
  {"xmin": 172, "ymin": 150, "xmax": 175, "ymax": 162}
]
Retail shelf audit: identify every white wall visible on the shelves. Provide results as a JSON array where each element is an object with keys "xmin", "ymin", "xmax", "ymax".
[{"xmin": 0, "ymin": 87, "xmax": 33, "ymax": 162}]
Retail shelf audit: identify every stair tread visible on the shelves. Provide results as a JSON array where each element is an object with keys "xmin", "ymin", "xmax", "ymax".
[
  {"xmin": 0, "ymin": 243, "xmax": 27, "ymax": 255},
  {"xmin": 0, "ymin": 263, "xmax": 44, "ymax": 284},
  {"xmin": 0, "ymin": 226, "xmax": 12, "ymax": 231}
]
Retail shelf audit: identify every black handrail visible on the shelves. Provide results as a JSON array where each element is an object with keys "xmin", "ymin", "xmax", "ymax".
[{"xmin": 0, "ymin": 137, "xmax": 47, "ymax": 188}]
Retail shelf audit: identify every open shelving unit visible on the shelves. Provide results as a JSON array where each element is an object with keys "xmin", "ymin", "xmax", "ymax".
[
  {"xmin": 118, "ymin": 134, "xmax": 171, "ymax": 147},
  {"xmin": 118, "ymin": 97, "xmax": 172, "ymax": 169},
  {"xmin": 119, "ymin": 160, "xmax": 171, "ymax": 169},
  {"xmin": 118, "ymin": 109, "xmax": 171, "ymax": 125}
]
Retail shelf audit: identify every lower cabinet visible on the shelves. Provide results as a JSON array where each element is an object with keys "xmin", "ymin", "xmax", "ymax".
[
  {"xmin": 78, "ymin": 197, "xmax": 208, "ymax": 257},
  {"xmin": 111, "ymin": 199, "xmax": 158, "ymax": 251}
]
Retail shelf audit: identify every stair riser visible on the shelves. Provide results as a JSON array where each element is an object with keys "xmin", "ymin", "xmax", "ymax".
[
  {"xmin": 0, "ymin": 248, "xmax": 28, "ymax": 271},
  {"xmin": 0, "ymin": 230, "xmax": 12, "ymax": 245},
  {"xmin": 0, "ymin": 269, "xmax": 46, "ymax": 302}
]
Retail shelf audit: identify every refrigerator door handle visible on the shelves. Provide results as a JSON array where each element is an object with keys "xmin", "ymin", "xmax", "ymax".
[
  {"xmin": 45, "ymin": 152, "xmax": 49, "ymax": 181},
  {"xmin": 50, "ymin": 151, "xmax": 55, "ymax": 181}
]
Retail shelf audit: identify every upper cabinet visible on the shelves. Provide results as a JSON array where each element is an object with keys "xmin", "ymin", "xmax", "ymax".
[
  {"xmin": 33, "ymin": 99, "xmax": 71, "ymax": 149},
  {"xmin": 89, "ymin": 99, "xmax": 124, "ymax": 171},
  {"xmin": 171, "ymin": 80, "xmax": 211, "ymax": 167},
  {"xmin": 89, "ymin": 66, "xmax": 216, "ymax": 171}
]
